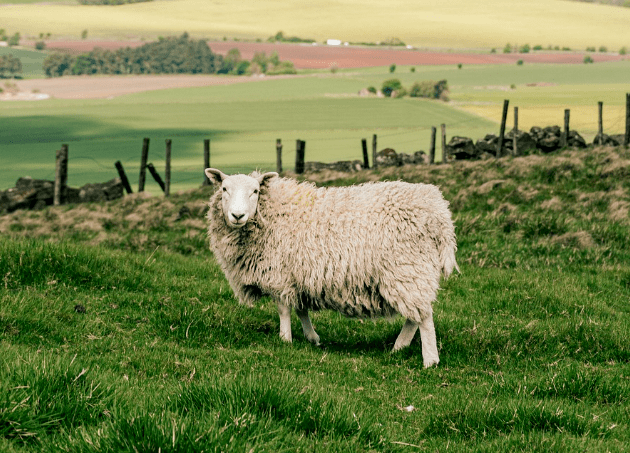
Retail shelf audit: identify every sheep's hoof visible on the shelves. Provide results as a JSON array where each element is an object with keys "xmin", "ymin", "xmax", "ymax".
[
  {"xmin": 423, "ymin": 358, "xmax": 440, "ymax": 368},
  {"xmin": 306, "ymin": 334, "xmax": 321, "ymax": 346},
  {"xmin": 279, "ymin": 333, "xmax": 292, "ymax": 343}
]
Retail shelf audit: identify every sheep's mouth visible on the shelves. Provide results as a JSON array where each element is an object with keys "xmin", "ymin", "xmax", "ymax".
[{"xmin": 227, "ymin": 218, "xmax": 247, "ymax": 228}]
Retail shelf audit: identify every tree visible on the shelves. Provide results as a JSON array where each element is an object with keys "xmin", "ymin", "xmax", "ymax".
[
  {"xmin": 0, "ymin": 54, "xmax": 22, "ymax": 78},
  {"xmin": 251, "ymin": 51, "xmax": 268, "ymax": 73},
  {"xmin": 381, "ymin": 78, "xmax": 402, "ymax": 97},
  {"xmin": 43, "ymin": 52, "xmax": 75, "ymax": 77},
  {"xmin": 8, "ymin": 32, "xmax": 20, "ymax": 47},
  {"xmin": 219, "ymin": 48, "xmax": 241, "ymax": 74}
]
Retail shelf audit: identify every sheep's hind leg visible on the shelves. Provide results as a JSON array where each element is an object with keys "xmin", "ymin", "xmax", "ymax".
[
  {"xmin": 393, "ymin": 318, "xmax": 419, "ymax": 352},
  {"xmin": 277, "ymin": 302, "xmax": 292, "ymax": 343},
  {"xmin": 296, "ymin": 308, "xmax": 320, "ymax": 346},
  {"xmin": 419, "ymin": 312, "xmax": 440, "ymax": 368}
]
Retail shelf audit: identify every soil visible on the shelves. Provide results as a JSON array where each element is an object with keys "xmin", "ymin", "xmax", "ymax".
[{"xmin": 8, "ymin": 40, "xmax": 626, "ymax": 101}]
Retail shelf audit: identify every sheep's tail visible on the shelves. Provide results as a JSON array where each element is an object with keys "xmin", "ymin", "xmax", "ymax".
[{"xmin": 440, "ymin": 241, "xmax": 460, "ymax": 279}]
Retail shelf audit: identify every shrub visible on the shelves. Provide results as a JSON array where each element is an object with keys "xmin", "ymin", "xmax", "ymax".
[
  {"xmin": 620, "ymin": 47, "xmax": 627, "ymax": 55},
  {"xmin": 0, "ymin": 29, "xmax": 6, "ymax": 41},
  {"xmin": 598, "ymin": 46, "xmax": 607, "ymax": 53},
  {"xmin": 393, "ymin": 87, "xmax": 407, "ymax": 98},
  {"xmin": 584, "ymin": 55, "xmax": 594, "ymax": 64},
  {"xmin": 0, "ymin": 54, "xmax": 22, "ymax": 78},
  {"xmin": 81, "ymin": 29, "xmax": 88, "ymax": 40},
  {"xmin": 381, "ymin": 78, "xmax": 402, "ymax": 97},
  {"xmin": 410, "ymin": 66, "xmax": 415, "ymax": 72},
  {"xmin": 586, "ymin": 46, "xmax": 596, "ymax": 52},
  {"xmin": 367, "ymin": 86, "xmax": 377, "ymax": 94},
  {"xmin": 35, "ymin": 41, "xmax": 46, "ymax": 50},
  {"xmin": 503, "ymin": 43, "xmax": 512, "ymax": 53},
  {"xmin": 389, "ymin": 63, "xmax": 396, "ymax": 73},
  {"xmin": 517, "ymin": 59, "xmax": 524, "ymax": 66},
  {"xmin": 457, "ymin": 63, "xmax": 462, "ymax": 69},
  {"xmin": 218, "ymin": 48, "xmax": 241, "ymax": 74},
  {"xmin": 408, "ymin": 79, "xmax": 448, "ymax": 100},
  {"xmin": 562, "ymin": 46, "xmax": 571, "ymax": 51},
  {"xmin": 519, "ymin": 44, "xmax": 530, "ymax": 53},
  {"xmin": 329, "ymin": 63, "xmax": 339, "ymax": 74},
  {"xmin": 266, "ymin": 61, "xmax": 297, "ymax": 75},
  {"xmin": 8, "ymin": 32, "xmax": 20, "ymax": 47},
  {"xmin": 490, "ymin": 48, "xmax": 496, "ymax": 54},
  {"xmin": 533, "ymin": 44, "xmax": 543, "ymax": 51},
  {"xmin": 43, "ymin": 52, "xmax": 74, "ymax": 77}
]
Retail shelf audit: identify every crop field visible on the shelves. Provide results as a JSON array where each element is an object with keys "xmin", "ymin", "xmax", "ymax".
[
  {"xmin": 1, "ymin": 146, "xmax": 629, "ymax": 451},
  {"xmin": 2, "ymin": 0, "xmax": 630, "ymax": 50}
]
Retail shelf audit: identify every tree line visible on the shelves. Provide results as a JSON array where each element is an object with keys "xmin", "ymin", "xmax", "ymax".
[{"xmin": 42, "ymin": 33, "xmax": 296, "ymax": 77}]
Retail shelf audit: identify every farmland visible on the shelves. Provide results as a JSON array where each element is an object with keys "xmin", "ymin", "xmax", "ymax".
[{"xmin": 2, "ymin": 0, "xmax": 630, "ymax": 50}]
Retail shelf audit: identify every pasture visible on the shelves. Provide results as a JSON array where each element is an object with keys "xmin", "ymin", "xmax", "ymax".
[
  {"xmin": 2, "ymin": 0, "xmax": 630, "ymax": 51},
  {"xmin": 2, "ymin": 57, "xmax": 630, "ymax": 193},
  {"xmin": 1, "ymin": 146, "xmax": 629, "ymax": 451}
]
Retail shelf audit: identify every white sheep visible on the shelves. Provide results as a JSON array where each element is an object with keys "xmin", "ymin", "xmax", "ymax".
[{"xmin": 204, "ymin": 168, "xmax": 458, "ymax": 367}]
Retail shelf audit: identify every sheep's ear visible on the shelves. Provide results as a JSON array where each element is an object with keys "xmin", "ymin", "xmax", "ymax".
[
  {"xmin": 205, "ymin": 168, "xmax": 228, "ymax": 185},
  {"xmin": 257, "ymin": 172, "xmax": 278, "ymax": 187}
]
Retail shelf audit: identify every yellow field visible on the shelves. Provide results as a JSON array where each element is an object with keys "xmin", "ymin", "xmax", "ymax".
[{"xmin": 2, "ymin": 0, "xmax": 630, "ymax": 50}]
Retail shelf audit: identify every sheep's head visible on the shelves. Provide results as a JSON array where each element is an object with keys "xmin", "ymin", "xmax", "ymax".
[{"xmin": 205, "ymin": 168, "xmax": 278, "ymax": 229}]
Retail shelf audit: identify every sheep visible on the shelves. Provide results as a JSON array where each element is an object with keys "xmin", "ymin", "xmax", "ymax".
[{"xmin": 204, "ymin": 168, "xmax": 458, "ymax": 367}]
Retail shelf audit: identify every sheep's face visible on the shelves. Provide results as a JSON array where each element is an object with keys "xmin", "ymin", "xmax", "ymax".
[{"xmin": 205, "ymin": 168, "xmax": 278, "ymax": 229}]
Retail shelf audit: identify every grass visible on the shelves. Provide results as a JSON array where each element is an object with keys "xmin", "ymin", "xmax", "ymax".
[
  {"xmin": 1, "ymin": 146, "xmax": 629, "ymax": 451},
  {"xmin": 2, "ymin": 0, "xmax": 630, "ymax": 50}
]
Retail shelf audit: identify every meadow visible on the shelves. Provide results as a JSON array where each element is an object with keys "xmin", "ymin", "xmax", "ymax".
[
  {"xmin": 1, "ymin": 146, "xmax": 629, "ymax": 451},
  {"xmin": 2, "ymin": 52, "xmax": 629, "ymax": 193},
  {"xmin": 2, "ymin": 0, "xmax": 630, "ymax": 51}
]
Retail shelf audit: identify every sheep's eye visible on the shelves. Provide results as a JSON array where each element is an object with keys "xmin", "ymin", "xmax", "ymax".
[
  {"xmin": 253, "ymin": 189, "xmax": 259, "ymax": 195},
  {"xmin": 222, "ymin": 187, "xmax": 227, "ymax": 192}
]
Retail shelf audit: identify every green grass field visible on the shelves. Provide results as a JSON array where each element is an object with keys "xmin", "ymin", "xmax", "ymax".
[
  {"xmin": 1, "ymin": 147, "xmax": 629, "ymax": 451},
  {"xmin": 2, "ymin": 0, "xmax": 630, "ymax": 50}
]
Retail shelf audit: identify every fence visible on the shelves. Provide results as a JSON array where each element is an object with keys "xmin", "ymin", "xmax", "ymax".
[{"xmin": 3, "ymin": 95, "xmax": 629, "ymax": 203}]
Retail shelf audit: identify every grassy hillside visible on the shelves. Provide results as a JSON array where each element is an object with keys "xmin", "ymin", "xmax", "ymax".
[
  {"xmin": 1, "ymin": 146, "xmax": 629, "ymax": 451},
  {"xmin": 2, "ymin": 0, "xmax": 630, "ymax": 50}
]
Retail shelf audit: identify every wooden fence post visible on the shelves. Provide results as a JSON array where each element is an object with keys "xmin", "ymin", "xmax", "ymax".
[
  {"xmin": 295, "ymin": 139, "xmax": 305, "ymax": 174},
  {"xmin": 372, "ymin": 134, "xmax": 377, "ymax": 168},
  {"xmin": 276, "ymin": 139, "xmax": 283, "ymax": 173},
  {"xmin": 624, "ymin": 93, "xmax": 630, "ymax": 147},
  {"xmin": 563, "ymin": 109, "xmax": 570, "ymax": 147},
  {"xmin": 202, "ymin": 139, "xmax": 210, "ymax": 185},
  {"xmin": 440, "ymin": 124, "xmax": 447, "ymax": 164},
  {"xmin": 115, "ymin": 161, "xmax": 133, "ymax": 194},
  {"xmin": 429, "ymin": 126, "xmax": 436, "ymax": 164},
  {"xmin": 361, "ymin": 138, "xmax": 369, "ymax": 169},
  {"xmin": 54, "ymin": 144, "xmax": 68, "ymax": 206},
  {"xmin": 496, "ymin": 99, "xmax": 509, "ymax": 158},
  {"xmin": 597, "ymin": 101, "xmax": 604, "ymax": 142},
  {"xmin": 513, "ymin": 106, "xmax": 519, "ymax": 156},
  {"xmin": 147, "ymin": 163, "xmax": 165, "ymax": 192},
  {"xmin": 165, "ymin": 139, "xmax": 171, "ymax": 197},
  {"xmin": 139, "ymin": 137, "xmax": 150, "ymax": 192}
]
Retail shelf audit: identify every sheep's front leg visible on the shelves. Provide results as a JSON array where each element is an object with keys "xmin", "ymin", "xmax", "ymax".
[
  {"xmin": 296, "ymin": 308, "xmax": 320, "ymax": 346},
  {"xmin": 418, "ymin": 312, "xmax": 440, "ymax": 368},
  {"xmin": 393, "ymin": 318, "xmax": 419, "ymax": 352},
  {"xmin": 277, "ymin": 302, "xmax": 292, "ymax": 343}
]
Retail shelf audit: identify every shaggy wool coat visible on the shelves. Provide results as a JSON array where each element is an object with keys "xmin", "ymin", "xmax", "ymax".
[{"xmin": 207, "ymin": 176, "xmax": 458, "ymax": 324}]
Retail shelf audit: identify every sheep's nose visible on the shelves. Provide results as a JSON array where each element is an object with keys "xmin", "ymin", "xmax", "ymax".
[{"xmin": 232, "ymin": 213, "xmax": 245, "ymax": 221}]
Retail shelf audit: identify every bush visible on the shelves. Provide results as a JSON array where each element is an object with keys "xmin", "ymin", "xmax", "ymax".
[
  {"xmin": 0, "ymin": 29, "xmax": 6, "ymax": 42},
  {"xmin": 266, "ymin": 61, "xmax": 297, "ymax": 75},
  {"xmin": 410, "ymin": 67, "xmax": 415, "ymax": 72},
  {"xmin": 389, "ymin": 63, "xmax": 396, "ymax": 73},
  {"xmin": 35, "ymin": 41, "xmax": 46, "ymax": 50},
  {"xmin": 367, "ymin": 86, "xmax": 377, "ymax": 94},
  {"xmin": 598, "ymin": 46, "xmax": 608, "ymax": 53},
  {"xmin": 8, "ymin": 32, "xmax": 20, "ymax": 47},
  {"xmin": 620, "ymin": 47, "xmax": 627, "ymax": 55},
  {"xmin": 586, "ymin": 46, "xmax": 596, "ymax": 52},
  {"xmin": 81, "ymin": 29, "xmax": 88, "ymax": 40},
  {"xmin": 503, "ymin": 43, "xmax": 512, "ymax": 53},
  {"xmin": 584, "ymin": 55, "xmax": 594, "ymax": 64},
  {"xmin": 381, "ymin": 78, "xmax": 402, "ymax": 97},
  {"xmin": 519, "ymin": 44, "xmax": 530, "ymax": 53},
  {"xmin": 43, "ymin": 52, "xmax": 74, "ymax": 77},
  {"xmin": 408, "ymin": 79, "xmax": 448, "ymax": 100},
  {"xmin": 517, "ymin": 59, "xmax": 524, "ymax": 66},
  {"xmin": 533, "ymin": 44, "xmax": 543, "ymax": 51},
  {"xmin": 0, "ymin": 54, "xmax": 22, "ymax": 78}
]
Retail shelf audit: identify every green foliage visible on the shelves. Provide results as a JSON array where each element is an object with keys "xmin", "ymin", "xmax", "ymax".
[
  {"xmin": 0, "ymin": 54, "xmax": 22, "ymax": 77},
  {"xmin": 533, "ymin": 44, "xmax": 543, "ymax": 50},
  {"xmin": 43, "ymin": 33, "xmax": 221, "ymax": 77},
  {"xmin": 34, "ymin": 41, "xmax": 46, "ymax": 50},
  {"xmin": 620, "ymin": 46, "xmax": 627, "ymax": 55},
  {"xmin": 266, "ymin": 60, "xmax": 297, "ymax": 75},
  {"xmin": 409, "ymin": 79, "xmax": 449, "ymax": 100},
  {"xmin": 218, "ymin": 47, "xmax": 241, "ymax": 74},
  {"xmin": 516, "ymin": 59, "xmax": 524, "ymax": 65},
  {"xmin": 584, "ymin": 54, "xmax": 594, "ymax": 63},
  {"xmin": 381, "ymin": 37, "xmax": 406, "ymax": 46},
  {"xmin": 367, "ymin": 86, "xmax": 377, "ymax": 94},
  {"xmin": 599, "ymin": 45, "xmax": 608, "ymax": 52},
  {"xmin": 586, "ymin": 46, "xmax": 596, "ymax": 52},
  {"xmin": 518, "ymin": 43, "xmax": 530, "ymax": 53},
  {"xmin": 7, "ymin": 32, "xmax": 20, "ymax": 47},
  {"xmin": 410, "ymin": 66, "xmax": 415, "ymax": 72},
  {"xmin": 381, "ymin": 78, "xmax": 402, "ymax": 97},
  {"xmin": 81, "ymin": 29, "xmax": 88, "ymax": 40},
  {"xmin": 503, "ymin": 42, "xmax": 512, "ymax": 53},
  {"xmin": 457, "ymin": 63, "xmax": 462, "ymax": 69},
  {"xmin": 267, "ymin": 30, "xmax": 315, "ymax": 44},
  {"xmin": 388, "ymin": 63, "xmax": 396, "ymax": 73}
]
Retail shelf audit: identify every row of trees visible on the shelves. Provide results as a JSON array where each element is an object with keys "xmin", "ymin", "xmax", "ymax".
[
  {"xmin": 367, "ymin": 79, "xmax": 449, "ymax": 100},
  {"xmin": 42, "ymin": 33, "xmax": 296, "ymax": 77}
]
